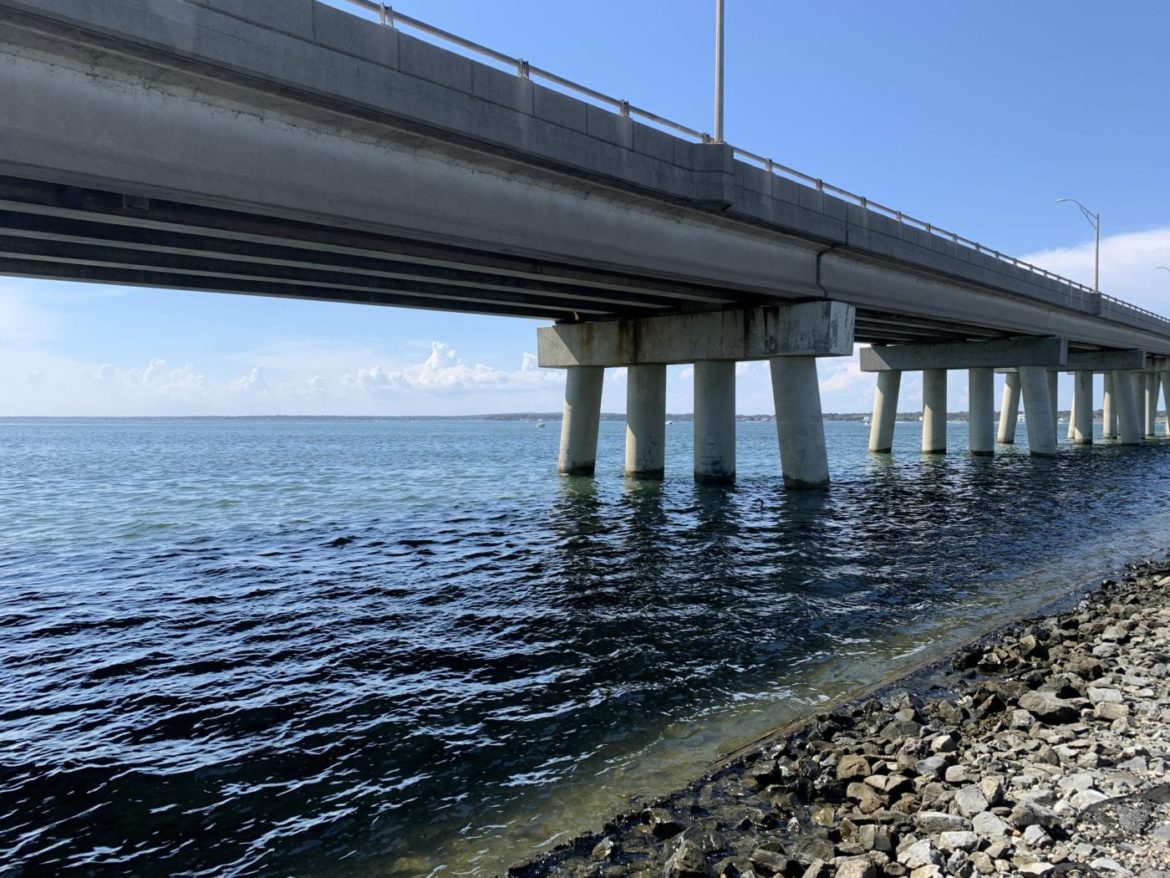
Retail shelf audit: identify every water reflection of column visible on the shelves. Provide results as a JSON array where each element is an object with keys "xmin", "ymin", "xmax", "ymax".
[
  {"xmin": 868, "ymin": 371, "xmax": 900, "ymax": 453},
  {"xmin": 1102, "ymin": 372, "xmax": 1117, "ymax": 439},
  {"xmin": 997, "ymin": 372, "xmax": 1020, "ymax": 444}
]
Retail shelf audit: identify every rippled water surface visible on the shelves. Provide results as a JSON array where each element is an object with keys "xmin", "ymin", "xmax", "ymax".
[{"xmin": 4, "ymin": 416, "xmax": 1170, "ymax": 876}]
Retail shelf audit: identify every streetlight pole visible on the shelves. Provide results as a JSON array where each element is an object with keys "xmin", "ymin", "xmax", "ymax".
[
  {"xmin": 714, "ymin": 0, "xmax": 724, "ymax": 143},
  {"xmin": 1056, "ymin": 197, "xmax": 1100, "ymax": 296}
]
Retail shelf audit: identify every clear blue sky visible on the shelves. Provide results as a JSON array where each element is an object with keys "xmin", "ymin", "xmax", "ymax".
[{"xmin": 3, "ymin": 0, "xmax": 1168, "ymax": 415}]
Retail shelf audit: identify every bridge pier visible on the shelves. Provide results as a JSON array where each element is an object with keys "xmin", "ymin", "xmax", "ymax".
[
  {"xmin": 1047, "ymin": 371, "xmax": 1060, "ymax": 445},
  {"xmin": 693, "ymin": 361, "xmax": 736, "ymax": 483},
  {"xmin": 1145, "ymin": 372, "xmax": 1161, "ymax": 438},
  {"xmin": 771, "ymin": 356, "xmax": 829, "ymax": 488},
  {"xmin": 558, "ymin": 366, "xmax": 605, "ymax": 475},
  {"xmin": 1019, "ymin": 366, "xmax": 1057, "ymax": 457},
  {"xmin": 625, "ymin": 364, "xmax": 666, "ymax": 478},
  {"xmin": 1072, "ymin": 370, "xmax": 1094, "ymax": 444},
  {"xmin": 868, "ymin": 370, "xmax": 901, "ymax": 453},
  {"xmin": 968, "ymin": 368, "xmax": 994, "ymax": 455},
  {"xmin": 998, "ymin": 372, "xmax": 1021, "ymax": 444},
  {"xmin": 1114, "ymin": 371, "xmax": 1142, "ymax": 445},
  {"xmin": 1103, "ymin": 372, "xmax": 1117, "ymax": 439},
  {"xmin": 1161, "ymin": 369, "xmax": 1170, "ymax": 437},
  {"xmin": 921, "ymin": 369, "xmax": 947, "ymax": 454},
  {"xmin": 539, "ymin": 302, "xmax": 853, "ymax": 486}
]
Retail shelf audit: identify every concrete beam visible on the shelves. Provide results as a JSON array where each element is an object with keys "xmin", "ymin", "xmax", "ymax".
[
  {"xmin": 860, "ymin": 337, "xmax": 1066, "ymax": 373},
  {"xmin": 538, "ymin": 301, "xmax": 854, "ymax": 368},
  {"xmin": 997, "ymin": 349, "xmax": 1148, "ymax": 375}
]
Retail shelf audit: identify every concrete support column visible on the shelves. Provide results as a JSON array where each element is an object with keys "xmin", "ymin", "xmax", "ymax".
[
  {"xmin": 557, "ymin": 366, "xmax": 604, "ymax": 476},
  {"xmin": 868, "ymin": 370, "xmax": 901, "ymax": 453},
  {"xmin": 1047, "ymin": 370, "xmax": 1059, "ymax": 445},
  {"xmin": 1145, "ymin": 372, "xmax": 1161, "ymax": 438},
  {"xmin": 1072, "ymin": 370, "xmax": 1093, "ymax": 445},
  {"xmin": 998, "ymin": 372, "xmax": 1020, "ymax": 444},
  {"xmin": 1067, "ymin": 384, "xmax": 1077, "ymax": 441},
  {"xmin": 1161, "ymin": 371, "xmax": 1170, "ymax": 436},
  {"xmin": 693, "ymin": 361, "xmax": 736, "ymax": 482},
  {"xmin": 1103, "ymin": 372, "xmax": 1117, "ymax": 439},
  {"xmin": 624, "ymin": 364, "xmax": 666, "ymax": 478},
  {"xmin": 1114, "ymin": 371, "xmax": 1142, "ymax": 445},
  {"xmin": 968, "ymin": 368, "xmax": 994, "ymax": 456},
  {"xmin": 770, "ymin": 356, "xmax": 829, "ymax": 489},
  {"xmin": 1019, "ymin": 366, "xmax": 1057, "ymax": 457},
  {"xmin": 921, "ymin": 368, "xmax": 947, "ymax": 454}
]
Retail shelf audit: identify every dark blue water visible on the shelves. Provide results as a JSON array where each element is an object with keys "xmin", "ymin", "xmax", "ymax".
[{"xmin": 2, "ymin": 417, "xmax": 1169, "ymax": 876}]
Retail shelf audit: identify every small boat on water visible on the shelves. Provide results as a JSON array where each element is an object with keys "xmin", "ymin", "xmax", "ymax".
[
  {"xmin": 535, "ymin": 419, "xmax": 545, "ymax": 428},
  {"xmin": 666, "ymin": 420, "xmax": 674, "ymax": 425}
]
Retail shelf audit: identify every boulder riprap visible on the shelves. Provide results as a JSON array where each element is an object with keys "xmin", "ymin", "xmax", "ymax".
[{"xmin": 508, "ymin": 558, "xmax": 1170, "ymax": 878}]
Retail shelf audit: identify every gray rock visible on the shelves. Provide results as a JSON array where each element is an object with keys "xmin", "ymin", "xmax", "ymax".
[
  {"xmin": 979, "ymin": 776, "xmax": 1005, "ymax": 807},
  {"xmin": 748, "ymin": 848, "xmax": 791, "ymax": 877},
  {"xmin": 970, "ymin": 851, "xmax": 995, "ymax": 874},
  {"xmin": 953, "ymin": 785, "xmax": 989, "ymax": 818},
  {"xmin": 1021, "ymin": 824, "xmax": 1051, "ymax": 847},
  {"xmin": 937, "ymin": 830, "xmax": 978, "ymax": 852},
  {"xmin": 856, "ymin": 824, "xmax": 892, "ymax": 853},
  {"xmin": 915, "ymin": 756, "xmax": 947, "ymax": 780},
  {"xmin": 1011, "ymin": 800, "xmax": 1060, "ymax": 829},
  {"xmin": 665, "ymin": 839, "xmax": 713, "ymax": 878},
  {"xmin": 836, "ymin": 754, "xmax": 871, "ymax": 780},
  {"xmin": 1010, "ymin": 709, "xmax": 1037, "ymax": 729},
  {"xmin": 898, "ymin": 839, "xmax": 943, "ymax": 869},
  {"xmin": 915, "ymin": 811, "xmax": 970, "ymax": 833},
  {"xmin": 1069, "ymin": 788, "xmax": 1110, "ymax": 810},
  {"xmin": 834, "ymin": 857, "xmax": 876, "ymax": 878},
  {"xmin": 1087, "ymin": 686, "xmax": 1124, "ymax": 704},
  {"xmin": 1018, "ymin": 691, "xmax": 1080, "ymax": 724},
  {"xmin": 1096, "ymin": 702, "xmax": 1129, "ymax": 721},
  {"xmin": 971, "ymin": 811, "xmax": 1011, "ymax": 837}
]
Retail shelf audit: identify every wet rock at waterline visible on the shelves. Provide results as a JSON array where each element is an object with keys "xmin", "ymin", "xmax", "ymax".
[{"xmin": 509, "ymin": 557, "xmax": 1170, "ymax": 877}]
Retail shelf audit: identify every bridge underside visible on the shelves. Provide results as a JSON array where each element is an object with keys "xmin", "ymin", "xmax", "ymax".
[{"xmin": 0, "ymin": 175, "xmax": 1091, "ymax": 348}]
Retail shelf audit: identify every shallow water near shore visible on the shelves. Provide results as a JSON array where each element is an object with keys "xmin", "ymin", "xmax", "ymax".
[{"xmin": 3, "ymin": 416, "xmax": 1170, "ymax": 877}]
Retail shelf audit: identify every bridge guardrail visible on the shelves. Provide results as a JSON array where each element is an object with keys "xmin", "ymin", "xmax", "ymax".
[{"xmin": 338, "ymin": 1, "xmax": 1170, "ymax": 333}]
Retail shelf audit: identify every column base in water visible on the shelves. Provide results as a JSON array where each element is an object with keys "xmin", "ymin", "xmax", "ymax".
[
  {"xmin": 693, "ymin": 361, "xmax": 736, "ymax": 483},
  {"xmin": 868, "ymin": 370, "xmax": 901, "ymax": 453},
  {"xmin": 1019, "ymin": 366, "xmax": 1056, "ymax": 457},
  {"xmin": 921, "ymin": 368, "xmax": 947, "ymax": 454},
  {"xmin": 1072, "ymin": 370, "xmax": 1093, "ymax": 445},
  {"xmin": 968, "ymin": 367, "xmax": 994, "ymax": 456},
  {"xmin": 770, "ymin": 356, "xmax": 829, "ymax": 488},
  {"xmin": 557, "ymin": 366, "xmax": 604, "ymax": 475},
  {"xmin": 997, "ymin": 372, "xmax": 1020, "ymax": 444},
  {"xmin": 624, "ymin": 364, "xmax": 666, "ymax": 478}
]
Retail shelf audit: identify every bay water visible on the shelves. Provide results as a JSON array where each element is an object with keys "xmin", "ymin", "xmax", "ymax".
[{"xmin": 3, "ymin": 416, "xmax": 1170, "ymax": 876}]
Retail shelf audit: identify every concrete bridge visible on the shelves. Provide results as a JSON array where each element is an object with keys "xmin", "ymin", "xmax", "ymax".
[{"xmin": 3, "ymin": 0, "xmax": 1169, "ymax": 486}]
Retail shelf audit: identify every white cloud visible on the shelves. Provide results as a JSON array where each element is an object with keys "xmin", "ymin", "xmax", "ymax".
[{"xmin": 1022, "ymin": 226, "xmax": 1170, "ymax": 318}]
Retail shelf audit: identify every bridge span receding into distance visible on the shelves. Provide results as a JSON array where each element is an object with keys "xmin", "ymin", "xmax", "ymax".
[{"xmin": 2, "ymin": 0, "xmax": 1169, "ymax": 486}]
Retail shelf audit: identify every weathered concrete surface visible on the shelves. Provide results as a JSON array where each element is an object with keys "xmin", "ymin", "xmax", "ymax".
[
  {"xmin": 998, "ymin": 372, "xmax": 1020, "ymax": 444},
  {"xmin": 868, "ymin": 370, "xmax": 901, "ymax": 453},
  {"xmin": 537, "ymin": 303, "xmax": 854, "ymax": 368},
  {"xmin": 557, "ymin": 366, "xmax": 603, "ymax": 476},
  {"xmin": 624, "ymin": 364, "xmax": 666, "ymax": 478},
  {"xmin": 770, "ymin": 357, "xmax": 829, "ymax": 489},
  {"xmin": 693, "ymin": 361, "xmax": 736, "ymax": 483},
  {"xmin": 922, "ymin": 369, "xmax": 947, "ymax": 454},
  {"xmin": 1019, "ymin": 366, "xmax": 1056, "ymax": 457},
  {"xmin": 968, "ymin": 368, "xmax": 994, "ymax": 455},
  {"xmin": 1072, "ymin": 370, "xmax": 1093, "ymax": 445},
  {"xmin": 860, "ymin": 337, "xmax": 1067, "ymax": 373}
]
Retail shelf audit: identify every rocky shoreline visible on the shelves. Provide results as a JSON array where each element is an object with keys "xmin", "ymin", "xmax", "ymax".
[{"xmin": 507, "ymin": 557, "xmax": 1170, "ymax": 878}]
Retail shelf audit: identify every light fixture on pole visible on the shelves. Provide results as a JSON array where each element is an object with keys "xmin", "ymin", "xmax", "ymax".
[
  {"xmin": 1055, "ymin": 197, "xmax": 1100, "ymax": 296},
  {"xmin": 714, "ymin": 0, "xmax": 724, "ymax": 143}
]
